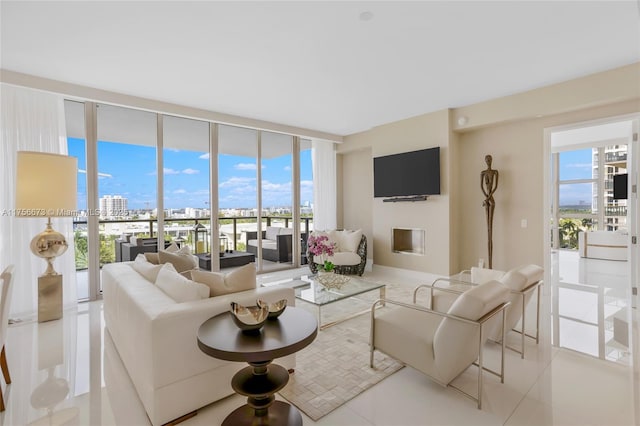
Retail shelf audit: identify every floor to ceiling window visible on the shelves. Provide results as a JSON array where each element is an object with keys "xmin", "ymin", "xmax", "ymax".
[
  {"xmin": 261, "ymin": 131, "xmax": 294, "ymax": 270},
  {"xmin": 64, "ymin": 100, "xmax": 89, "ymax": 300},
  {"xmin": 64, "ymin": 100, "xmax": 315, "ymax": 299},
  {"xmin": 96, "ymin": 104, "xmax": 158, "ymax": 291},
  {"xmin": 162, "ymin": 115, "xmax": 211, "ymax": 261},
  {"xmin": 218, "ymin": 125, "xmax": 260, "ymax": 268},
  {"xmin": 300, "ymin": 139, "xmax": 314, "ymax": 262}
]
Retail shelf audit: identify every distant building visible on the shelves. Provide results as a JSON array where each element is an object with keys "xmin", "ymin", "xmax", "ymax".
[
  {"xmin": 592, "ymin": 145, "xmax": 627, "ymax": 231},
  {"xmin": 99, "ymin": 195, "xmax": 128, "ymax": 218}
]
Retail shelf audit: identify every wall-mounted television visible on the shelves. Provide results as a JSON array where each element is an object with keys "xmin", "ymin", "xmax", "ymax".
[
  {"xmin": 373, "ymin": 147, "xmax": 440, "ymax": 199},
  {"xmin": 613, "ymin": 173, "xmax": 628, "ymax": 200}
]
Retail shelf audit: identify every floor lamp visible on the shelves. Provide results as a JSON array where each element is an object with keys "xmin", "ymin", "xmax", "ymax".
[{"xmin": 15, "ymin": 151, "xmax": 77, "ymax": 323}]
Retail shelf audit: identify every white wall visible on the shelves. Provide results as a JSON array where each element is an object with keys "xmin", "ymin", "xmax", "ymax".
[
  {"xmin": 339, "ymin": 63, "xmax": 640, "ymax": 275},
  {"xmin": 340, "ymin": 109, "xmax": 451, "ymax": 275}
]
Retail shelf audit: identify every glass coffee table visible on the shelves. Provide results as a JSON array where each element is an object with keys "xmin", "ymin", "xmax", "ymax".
[{"xmin": 293, "ymin": 275, "xmax": 386, "ymax": 330}]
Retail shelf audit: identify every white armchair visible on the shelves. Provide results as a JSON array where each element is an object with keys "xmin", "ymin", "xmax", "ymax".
[
  {"xmin": 370, "ymin": 280, "xmax": 510, "ymax": 409},
  {"xmin": 418, "ymin": 264, "xmax": 544, "ymax": 359}
]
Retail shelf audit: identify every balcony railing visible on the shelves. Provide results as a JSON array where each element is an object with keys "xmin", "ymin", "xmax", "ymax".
[
  {"xmin": 72, "ymin": 215, "xmax": 313, "ymax": 269},
  {"xmin": 605, "ymin": 152, "xmax": 627, "ymax": 164},
  {"xmin": 604, "ymin": 206, "xmax": 627, "ymax": 216}
]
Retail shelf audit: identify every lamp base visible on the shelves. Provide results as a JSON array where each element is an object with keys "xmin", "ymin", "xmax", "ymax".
[{"xmin": 38, "ymin": 274, "xmax": 62, "ymax": 323}]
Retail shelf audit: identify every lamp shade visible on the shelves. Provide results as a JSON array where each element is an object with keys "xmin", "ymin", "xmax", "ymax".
[{"xmin": 15, "ymin": 151, "xmax": 77, "ymax": 217}]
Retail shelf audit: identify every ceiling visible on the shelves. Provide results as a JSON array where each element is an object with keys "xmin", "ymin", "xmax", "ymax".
[{"xmin": 2, "ymin": 1, "xmax": 639, "ymax": 136}]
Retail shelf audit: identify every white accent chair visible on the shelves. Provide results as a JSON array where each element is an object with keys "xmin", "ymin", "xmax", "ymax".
[
  {"xmin": 370, "ymin": 280, "xmax": 510, "ymax": 409},
  {"xmin": 0, "ymin": 265, "xmax": 14, "ymax": 411},
  {"xmin": 418, "ymin": 264, "xmax": 544, "ymax": 359}
]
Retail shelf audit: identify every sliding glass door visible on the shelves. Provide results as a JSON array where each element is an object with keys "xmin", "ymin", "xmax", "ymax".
[
  {"xmin": 162, "ymin": 115, "xmax": 211, "ymax": 262},
  {"xmin": 65, "ymin": 101, "xmax": 313, "ymax": 299},
  {"xmin": 261, "ymin": 131, "xmax": 294, "ymax": 270},
  {"xmin": 96, "ymin": 104, "xmax": 158, "ymax": 293},
  {"xmin": 218, "ymin": 125, "xmax": 260, "ymax": 269}
]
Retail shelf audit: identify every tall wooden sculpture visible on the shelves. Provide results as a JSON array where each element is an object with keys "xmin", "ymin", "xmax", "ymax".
[{"xmin": 481, "ymin": 155, "xmax": 499, "ymax": 269}]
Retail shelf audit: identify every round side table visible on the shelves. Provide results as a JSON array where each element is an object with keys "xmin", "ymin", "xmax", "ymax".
[{"xmin": 197, "ymin": 306, "xmax": 317, "ymax": 426}]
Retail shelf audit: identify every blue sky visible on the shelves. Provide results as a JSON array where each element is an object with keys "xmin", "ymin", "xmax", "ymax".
[
  {"xmin": 68, "ymin": 138, "xmax": 314, "ymax": 210},
  {"xmin": 68, "ymin": 138, "xmax": 596, "ymax": 210},
  {"xmin": 558, "ymin": 148, "xmax": 594, "ymax": 206}
]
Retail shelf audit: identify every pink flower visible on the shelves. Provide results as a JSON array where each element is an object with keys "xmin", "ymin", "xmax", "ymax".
[{"xmin": 308, "ymin": 234, "xmax": 336, "ymax": 258}]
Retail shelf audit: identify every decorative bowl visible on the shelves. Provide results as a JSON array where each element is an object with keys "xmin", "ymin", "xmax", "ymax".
[
  {"xmin": 230, "ymin": 301, "xmax": 269, "ymax": 332},
  {"xmin": 316, "ymin": 271, "xmax": 350, "ymax": 289},
  {"xmin": 259, "ymin": 299, "xmax": 287, "ymax": 319}
]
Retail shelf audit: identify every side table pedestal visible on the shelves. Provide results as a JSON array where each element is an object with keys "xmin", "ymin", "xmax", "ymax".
[
  {"xmin": 223, "ymin": 400, "xmax": 301, "ymax": 426},
  {"xmin": 227, "ymin": 360, "xmax": 297, "ymax": 425}
]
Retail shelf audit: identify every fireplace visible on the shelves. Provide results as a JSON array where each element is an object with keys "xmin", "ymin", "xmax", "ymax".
[{"xmin": 392, "ymin": 228, "xmax": 425, "ymax": 255}]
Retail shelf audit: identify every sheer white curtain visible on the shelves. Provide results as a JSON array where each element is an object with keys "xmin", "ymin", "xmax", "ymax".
[
  {"xmin": 0, "ymin": 84, "xmax": 77, "ymax": 319},
  {"xmin": 311, "ymin": 139, "xmax": 337, "ymax": 231}
]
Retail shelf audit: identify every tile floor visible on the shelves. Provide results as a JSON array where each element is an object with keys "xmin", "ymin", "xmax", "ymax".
[{"xmin": 2, "ymin": 257, "xmax": 639, "ymax": 426}]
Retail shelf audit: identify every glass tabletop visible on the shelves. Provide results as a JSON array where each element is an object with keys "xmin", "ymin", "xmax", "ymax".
[{"xmin": 294, "ymin": 275, "xmax": 385, "ymax": 306}]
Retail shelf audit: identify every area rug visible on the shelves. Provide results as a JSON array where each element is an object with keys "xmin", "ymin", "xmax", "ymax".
[{"xmin": 277, "ymin": 284, "xmax": 407, "ymax": 421}]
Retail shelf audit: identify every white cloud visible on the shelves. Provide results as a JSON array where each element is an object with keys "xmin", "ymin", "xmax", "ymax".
[
  {"xmin": 219, "ymin": 176, "xmax": 255, "ymax": 189},
  {"xmin": 182, "ymin": 168, "xmax": 199, "ymax": 175},
  {"xmin": 235, "ymin": 163, "xmax": 257, "ymax": 171},
  {"xmin": 173, "ymin": 189, "xmax": 187, "ymax": 194},
  {"xmin": 567, "ymin": 162, "xmax": 592, "ymax": 169},
  {"xmin": 261, "ymin": 180, "xmax": 291, "ymax": 192},
  {"xmin": 164, "ymin": 168, "xmax": 180, "ymax": 175},
  {"xmin": 78, "ymin": 169, "xmax": 112, "ymax": 178},
  {"xmin": 284, "ymin": 166, "xmax": 291, "ymax": 171},
  {"xmin": 199, "ymin": 153, "xmax": 210, "ymax": 160}
]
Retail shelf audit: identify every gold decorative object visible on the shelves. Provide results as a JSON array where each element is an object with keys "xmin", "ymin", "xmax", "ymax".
[
  {"xmin": 316, "ymin": 271, "xmax": 350, "ymax": 289},
  {"xmin": 259, "ymin": 299, "xmax": 287, "ymax": 319},
  {"xmin": 15, "ymin": 151, "xmax": 77, "ymax": 323},
  {"xmin": 481, "ymin": 155, "xmax": 499, "ymax": 269},
  {"xmin": 230, "ymin": 301, "xmax": 269, "ymax": 332}
]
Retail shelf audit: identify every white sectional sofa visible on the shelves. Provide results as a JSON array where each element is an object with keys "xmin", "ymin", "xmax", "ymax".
[
  {"xmin": 578, "ymin": 230, "xmax": 628, "ymax": 261},
  {"xmin": 102, "ymin": 262, "xmax": 295, "ymax": 426}
]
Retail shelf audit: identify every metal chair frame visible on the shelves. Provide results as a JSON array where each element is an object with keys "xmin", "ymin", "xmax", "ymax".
[
  {"xmin": 370, "ymin": 293, "xmax": 509, "ymax": 409},
  {"xmin": 414, "ymin": 275, "xmax": 543, "ymax": 359}
]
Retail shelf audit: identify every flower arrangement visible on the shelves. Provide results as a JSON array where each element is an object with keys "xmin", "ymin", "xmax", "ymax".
[{"xmin": 307, "ymin": 233, "xmax": 336, "ymax": 272}]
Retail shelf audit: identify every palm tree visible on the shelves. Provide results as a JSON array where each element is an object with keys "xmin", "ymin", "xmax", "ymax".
[{"xmin": 559, "ymin": 219, "xmax": 580, "ymax": 249}]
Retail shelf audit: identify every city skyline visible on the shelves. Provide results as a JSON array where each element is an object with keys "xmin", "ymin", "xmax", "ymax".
[{"xmin": 68, "ymin": 138, "xmax": 314, "ymax": 211}]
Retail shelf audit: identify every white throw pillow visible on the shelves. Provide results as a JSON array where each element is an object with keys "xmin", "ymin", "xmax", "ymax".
[
  {"xmin": 339, "ymin": 229, "xmax": 362, "ymax": 253},
  {"xmin": 158, "ymin": 250, "xmax": 198, "ymax": 273},
  {"xmin": 191, "ymin": 263, "xmax": 257, "ymax": 297},
  {"xmin": 326, "ymin": 230, "xmax": 342, "ymax": 251},
  {"xmin": 164, "ymin": 242, "xmax": 180, "ymax": 253},
  {"xmin": 265, "ymin": 226, "xmax": 280, "ymax": 241},
  {"xmin": 144, "ymin": 252, "xmax": 160, "ymax": 264},
  {"xmin": 155, "ymin": 263, "xmax": 210, "ymax": 302},
  {"xmin": 132, "ymin": 255, "xmax": 165, "ymax": 282}
]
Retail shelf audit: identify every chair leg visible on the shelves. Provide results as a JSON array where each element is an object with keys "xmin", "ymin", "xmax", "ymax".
[
  {"xmin": 0, "ymin": 385, "xmax": 4, "ymax": 412},
  {"xmin": 0, "ymin": 346, "xmax": 10, "ymax": 385},
  {"xmin": 521, "ymin": 295, "xmax": 526, "ymax": 359},
  {"xmin": 477, "ymin": 326, "xmax": 483, "ymax": 409}
]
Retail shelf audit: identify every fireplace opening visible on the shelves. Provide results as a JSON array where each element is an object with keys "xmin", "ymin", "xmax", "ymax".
[{"xmin": 392, "ymin": 228, "xmax": 425, "ymax": 255}]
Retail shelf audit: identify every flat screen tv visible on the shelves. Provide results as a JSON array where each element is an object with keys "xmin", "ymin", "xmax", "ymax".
[
  {"xmin": 374, "ymin": 147, "xmax": 440, "ymax": 198},
  {"xmin": 613, "ymin": 173, "xmax": 628, "ymax": 200}
]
